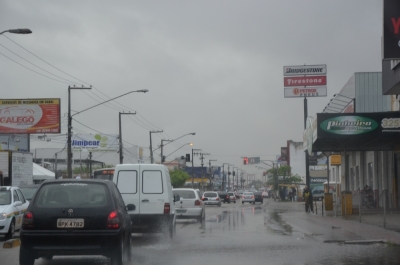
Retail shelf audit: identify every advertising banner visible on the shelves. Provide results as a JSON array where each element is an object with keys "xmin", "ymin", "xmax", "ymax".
[
  {"xmin": 317, "ymin": 112, "xmax": 400, "ymax": 138},
  {"xmin": 383, "ymin": 0, "xmax": 400, "ymax": 59},
  {"xmin": 0, "ymin": 134, "xmax": 29, "ymax": 152},
  {"xmin": 72, "ymin": 134, "xmax": 119, "ymax": 151},
  {"xmin": 283, "ymin": 65, "xmax": 327, "ymax": 76},
  {"xmin": 284, "ymin": 87, "xmax": 327, "ymax": 98},
  {"xmin": 0, "ymin": 99, "xmax": 60, "ymax": 134},
  {"xmin": 284, "ymin": 76, "xmax": 327, "ymax": 87},
  {"xmin": 331, "ymin": 154, "xmax": 342, "ymax": 165}
]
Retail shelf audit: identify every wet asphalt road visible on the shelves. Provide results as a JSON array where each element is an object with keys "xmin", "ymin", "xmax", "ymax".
[{"xmin": 2, "ymin": 199, "xmax": 400, "ymax": 265}]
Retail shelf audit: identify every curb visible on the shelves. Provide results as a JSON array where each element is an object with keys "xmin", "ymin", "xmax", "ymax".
[{"xmin": 3, "ymin": 238, "xmax": 20, "ymax": 248}]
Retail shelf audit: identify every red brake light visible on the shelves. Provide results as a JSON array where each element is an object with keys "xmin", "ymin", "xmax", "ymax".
[
  {"xmin": 216, "ymin": 197, "xmax": 219, "ymax": 201},
  {"xmin": 201, "ymin": 197, "xmax": 205, "ymax": 201},
  {"xmin": 252, "ymin": 196, "xmax": 255, "ymax": 199},
  {"xmin": 242, "ymin": 196, "xmax": 244, "ymax": 199},
  {"xmin": 195, "ymin": 200, "xmax": 201, "ymax": 206},
  {"xmin": 22, "ymin": 211, "xmax": 34, "ymax": 229},
  {"xmin": 164, "ymin": 203, "xmax": 170, "ymax": 214},
  {"xmin": 107, "ymin": 211, "xmax": 120, "ymax": 229}
]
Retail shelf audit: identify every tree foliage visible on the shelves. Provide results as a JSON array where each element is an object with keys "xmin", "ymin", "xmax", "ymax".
[
  {"xmin": 266, "ymin": 165, "xmax": 303, "ymax": 191},
  {"xmin": 169, "ymin": 169, "xmax": 190, "ymax": 188}
]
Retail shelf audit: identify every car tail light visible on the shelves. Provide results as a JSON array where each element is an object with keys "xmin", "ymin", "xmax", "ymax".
[
  {"xmin": 242, "ymin": 196, "xmax": 244, "ymax": 199},
  {"xmin": 107, "ymin": 211, "xmax": 120, "ymax": 229},
  {"xmin": 164, "ymin": 203, "xmax": 170, "ymax": 214},
  {"xmin": 252, "ymin": 196, "xmax": 255, "ymax": 199},
  {"xmin": 226, "ymin": 195, "xmax": 229, "ymax": 199},
  {"xmin": 216, "ymin": 197, "xmax": 219, "ymax": 201},
  {"xmin": 195, "ymin": 200, "xmax": 201, "ymax": 206},
  {"xmin": 22, "ymin": 211, "xmax": 34, "ymax": 229}
]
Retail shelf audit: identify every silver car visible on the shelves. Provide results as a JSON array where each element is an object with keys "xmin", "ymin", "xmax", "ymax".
[
  {"xmin": 173, "ymin": 188, "xmax": 205, "ymax": 223},
  {"xmin": 242, "ymin": 191, "xmax": 255, "ymax": 204},
  {"xmin": 202, "ymin": 191, "xmax": 221, "ymax": 207}
]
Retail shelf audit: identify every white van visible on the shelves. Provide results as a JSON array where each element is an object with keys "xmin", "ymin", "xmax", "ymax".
[{"xmin": 112, "ymin": 164, "xmax": 179, "ymax": 238}]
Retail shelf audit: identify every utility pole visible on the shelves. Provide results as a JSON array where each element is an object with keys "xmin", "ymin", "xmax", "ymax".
[
  {"xmin": 149, "ymin": 130, "xmax": 163, "ymax": 164},
  {"xmin": 192, "ymin": 149, "xmax": 202, "ymax": 188},
  {"xmin": 89, "ymin": 152, "xmax": 92, "ymax": 178},
  {"xmin": 199, "ymin": 153, "xmax": 210, "ymax": 191},
  {"xmin": 119, "ymin": 112, "xmax": 136, "ymax": 164},
  {"xmin": 209, "ymin": 159, "xmax": 217, "ymax": 190},
  {"xmin": 160, "ymin": 139, "xmax": 172, "ymax": 164}
]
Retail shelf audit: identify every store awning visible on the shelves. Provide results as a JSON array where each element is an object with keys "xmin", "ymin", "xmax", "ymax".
[{"xmin": 308, "ymin": 112, "xmax": 400, "ymax": 152}]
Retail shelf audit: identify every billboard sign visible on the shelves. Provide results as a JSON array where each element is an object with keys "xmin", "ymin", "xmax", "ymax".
[
  {"xmin": 383, "ymin": 0, "xmax": 400, "ymax": 59},
  {"xmin": 0, "ymin": 99, "xmax": 60, "ymax": 134},
  {"xmin": 284, "ymin": 76, "xmax": 327, "ymax": 87},
  {"xmin": 283, "ymin": 65, "xmax": 327, "ymax": 76},
  {"xmin": 284, "ymin": 87, "xmax": 327, "ymax": 98},
  {"xmin": 72, "ymin": 134, "xmax": 119, "ymax": 151},
  {"xmin": 0, "ymin": 134, "xmax": 29, "ymax": 152},
  {"xmin": 317, "ymin": 112, "xmax": 400, "ymax": 138}
]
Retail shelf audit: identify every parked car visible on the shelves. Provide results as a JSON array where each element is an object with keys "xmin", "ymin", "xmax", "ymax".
[
  {"xmin": 312, "ymin": 189, "xmax": 324, "ymax": 201},
  {"xmin": 262, "ymin": 191, "xmax": 269, "ymax": 198},
  {"xmin": 19, "ymin": 179, "xmax": 133, "ymax": 265},
  {"xmin": 242, "ymin": 191, "xmax": 255, "ymax": 204},
  {"xmin": 227, "ymin": 191, "xmax": 236, "ymax": 203},
  {"xmin": 112, "ymin": 164, "xmax": 178, "ymax": 237},
  {"xmin": 19, "ymin": 184, "xmax": 40, "ymax": 202},
  {"xmin": 0, "ymin": 186, "xmax": 30, "ymax": 239},
  {"xmin": 172, "ymin": 188, "xmax": 205, "ymax": 223},
  {"xmin": 218, "ymin": 191, "xmax": 231, "ymax": 203},
  {"xmin": 202, "ymin": 191, "xmax": 221, "ymax": 207},
  {"xmin": 254, "ymin": 192, "xmax": 264, "ymax": 204}
]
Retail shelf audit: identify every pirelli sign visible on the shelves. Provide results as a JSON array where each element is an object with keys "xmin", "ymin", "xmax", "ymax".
[{"xmin": 283, "ymin": 64, "xmax": 327, "ymax": 98}]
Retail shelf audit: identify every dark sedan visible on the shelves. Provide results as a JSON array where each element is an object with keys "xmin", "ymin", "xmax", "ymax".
[
  {"xmin": 254, "ymin": 192, "xmax": 264, "ymax": 204},
  {"xmin": 218, "ymin": 191, "xmax": 231, "ymax": 203},
  {"xmin": 20, "ymin": 179, "xmax": 133, "ymax": 265}
]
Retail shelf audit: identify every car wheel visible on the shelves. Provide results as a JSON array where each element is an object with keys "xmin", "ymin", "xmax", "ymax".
[
  {"xmin": 110, "ymin": 237, "xmax": 125, "ymax": 265},
  {"xmin": 5, "ymin": 219, "xmax": 15, "ymax": 240},
  {"xmin": 253, "ymin": 202, "xmax": 255, "ymax": 204},
  {"xmin": 19, "ymin": 245, "xmax": 35, "ymax": 265},
  {"xmin": 169, "ymin": 221, "xmax": 175, "ymax": 239},
  {"xmin": 242, "ymin": 201, "xmax": 244, "ymax": 204},
  {"xmin": 234, "ymin": 201, "xmax": 236, "ymax": 204}
]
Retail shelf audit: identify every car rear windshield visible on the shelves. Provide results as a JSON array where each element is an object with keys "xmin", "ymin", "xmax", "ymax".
[
  {"xmin": 173, "ymin": 190, "xmax": 196, "ymax": 199},
  {"xmin": 228, "ymin": 192, "xmax": 234, "ymax": 195},
  {"xmin": 34, "ymin": 182, "xmax": 110, "ymax": 208},
  {"xmin": 19, "ymin": 187, "xmax": 38, "ymax": 200},
  {"xmin": 243, "ymin": 192, "xmax": 253, "ymax": 195},
  {"xmin": 0, "ymin": 190, "xmax": 11, "ymax": 205},
  {"xmin": 203, "ymin": 192, "xmax": 217, "ymax": 197}
]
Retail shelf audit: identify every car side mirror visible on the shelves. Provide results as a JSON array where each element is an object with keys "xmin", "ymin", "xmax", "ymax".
[
  {"xmin": 126, "ymin": 204, "xmax": 136, "ymax": 211},
  {"xmin": 173, "ymin": 194, "xmax": 180, "ymax": 202},
  {"xmin": 14, "ymin": 201, "xmax": 22, "ymax": 207}
]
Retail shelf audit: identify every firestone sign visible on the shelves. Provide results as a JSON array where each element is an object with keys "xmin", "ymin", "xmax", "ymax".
[
  {"xmin": 383, "ymin": 0, "xmax": 400, "ymax": 59},
  {"xmin": 284, "ymin": 76, "xmax": 327, "ymax": 87}
]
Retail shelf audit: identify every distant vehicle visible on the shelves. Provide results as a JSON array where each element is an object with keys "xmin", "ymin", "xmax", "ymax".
[
  {"xmin": 173, "ymin": 188, "xmax": 205, "ymax": 223},
  {"xmin": 19, "ymin": 184, "xmax": 40, "ymax": 202},
  {"xmin": 218, "ymin": 191, "xmax": 231, "ymax": 203},
  {"xmin": 242, "ymin": 192, "xmax": 255, "ymax": 204},
  {"xmin": 312, "ymin": 189, "xmax": 324, "ymax": 201},
  {"xmin": 254, "ymin": 192, "xmax": 264, "ymax": 204},
  {"xmin": 0, "ymin": 186, "xmax": 30, "ymax": 239},
  {"xmin": 20, "ymin": 179, "xmax": 133, "ymax": 265},
  {"xmin": 92, "ymin": 168, "xmax": 115, "ymax": 180},
  {"xmin": 202, "ymin": 191, "xmax": 221, "ymax": 207},
  {"xmin": 227, "ymin": 191, "xmax": 236, "ymax": 203},
  {"xmin": 262, "ymin": 191, "xmax": 269, "ymax": 198}
]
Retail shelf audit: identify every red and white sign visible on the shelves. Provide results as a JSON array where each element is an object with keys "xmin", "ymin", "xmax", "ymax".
[
  {"xmin": 284, "ymin": 87, "xmax": 327, "ymax": 98},
  {"xmin": 0, "ymin": 99, "xmax": 61, "ymax": 134},
  {"xmin": 284, "ymin": 76, "xmax": 326, "ymax": 87}
]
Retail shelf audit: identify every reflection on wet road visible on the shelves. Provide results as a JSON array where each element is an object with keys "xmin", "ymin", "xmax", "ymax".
[{"xmin": 3, "ymin": 201, "xmax": 400, "ymax": 265}]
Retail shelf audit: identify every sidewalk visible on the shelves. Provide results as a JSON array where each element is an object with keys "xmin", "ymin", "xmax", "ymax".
[{"xmin": 269, "ymin": 200, "xmax": 400, "ymax": 245}]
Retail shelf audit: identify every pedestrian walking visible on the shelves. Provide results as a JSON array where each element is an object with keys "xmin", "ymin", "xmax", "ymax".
[
  {"xmin": 303, "ymin": 186, "xmax": 313, "ymax": 212},
  {"xmin": 292, "ymin": 187, "xmax": 297, "ymax": 202}
]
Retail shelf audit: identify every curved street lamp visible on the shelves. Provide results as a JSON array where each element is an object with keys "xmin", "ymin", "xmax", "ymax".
[
  {"xmin": 0, "ymin": 28, "xmax": 32, "ymax": 35},
  {"xmin": 155, "ymin": 132, "xmax": 196, "ymax": 162}
]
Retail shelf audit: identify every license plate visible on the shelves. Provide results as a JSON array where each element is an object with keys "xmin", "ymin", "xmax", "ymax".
[
  {"xmin": 176, "ymin": 210, "xmax": 186, "ymax": 213},
  {"xmin": 57, "ymin": 219, "xmax": 84, "ymax": 228}
]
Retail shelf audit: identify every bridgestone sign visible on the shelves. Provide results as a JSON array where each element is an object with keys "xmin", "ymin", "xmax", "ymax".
[{"xmin": 283, "ymin": 65, "xmax": 327, "ymax": 76}]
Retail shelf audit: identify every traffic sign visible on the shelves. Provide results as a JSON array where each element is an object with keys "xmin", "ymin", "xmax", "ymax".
[{"xmin": 248, "ymin": 157, "xmax": 260, "ymax": 164}]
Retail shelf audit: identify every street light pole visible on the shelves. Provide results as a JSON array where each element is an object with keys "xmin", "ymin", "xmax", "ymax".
[
  {"xmin": 68, "ymin": 88, "xmax": 148, "ymax": 178},
  {"xmin": 149, "ymin": 130, "xmax": 163, "ymax": 163},
  {"xmin": 209, "ymin": 159, "xmax": 217, "ymax": 190},
  {"xmin": 222, "ymin": 163, "xmax": 230, "ymax": 191},
  {"xmin": 157, "ymin": 133, "xmax": 196, "ymax": 162},
  {"xmin": 119, "ymin": 112, "xmax": 136, "ymax": 164}
]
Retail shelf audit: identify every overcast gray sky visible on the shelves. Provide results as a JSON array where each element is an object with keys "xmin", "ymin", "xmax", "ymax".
[{"xmin": 0, "ymin": 1, "xmax": 383, "ymax": 175}]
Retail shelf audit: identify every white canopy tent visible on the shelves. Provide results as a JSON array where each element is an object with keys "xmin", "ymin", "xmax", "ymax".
[{"xmin": 33, "ymin": 163, "xmax": 55, "ymax": 181}]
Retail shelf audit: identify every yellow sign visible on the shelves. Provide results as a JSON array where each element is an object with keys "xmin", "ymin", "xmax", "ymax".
[{"xmin": 331, "ymin": 155, "xmax": 341, "ymax": 165}]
